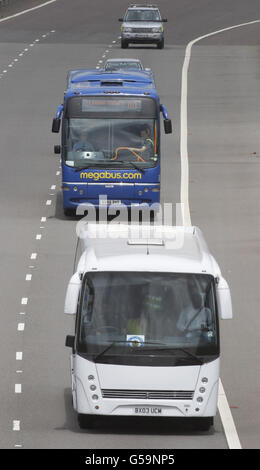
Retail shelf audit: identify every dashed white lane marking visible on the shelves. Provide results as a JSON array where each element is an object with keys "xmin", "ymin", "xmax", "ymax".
[
  {"xmin": 21, "ymin": 298, "xmax": 28, "ymax": 305},
  {"xmin": 15, "ymin": 384, "xmax": 22, "ymax": 394},
  {"xmin": 36, "ymin": 234, "xmax": 42, "ymax": 240},
  {"xmin": 13, "ymin": 421, "xmax": 20, "ymax": 431},
  {"xmin": 25, "ymin": 274, "xmax": 32, "ymax": 281},
  {"xmin": 46, "ymin": 200, "xmax": 52, "ymax": 206},
  {"xmin": 50, "ymin": 185, "xmax": 56, "ymax": 190},
  {"xmin": 30, "ymin": 253, "xmax": 37, "ymax": 260},
  {"xmin": 17, "ymin": 323, "xmax": 25, "ymax": 332},
  {"xmin": 41, "ymin": 217, "xmax": 47, "ymax": 223},
  {"xmin": 179, "ymin": 19, "xmax": 260, "ymax": 450},
  {"xmin": 16, "ymin": 352, "xmax": 23, "ymax": 361},
  {"xmin": 0, "ymin": 28, "xmax": 55, "ymax": 81}
]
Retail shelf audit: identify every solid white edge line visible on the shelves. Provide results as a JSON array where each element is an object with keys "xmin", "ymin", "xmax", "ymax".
[
  {"xmin": 180, "ymin": 18, "xmax": 260, "ymax": 449},
  {"xmin": 0, "ymin": 0, "xmax": 57, "ymax": 24},
  {"xmin": 218, "ymin": 379, "xmax": 242, "ymax": 449}
]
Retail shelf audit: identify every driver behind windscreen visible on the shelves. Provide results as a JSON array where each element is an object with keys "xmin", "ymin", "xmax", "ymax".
[
  {"xmin": 128, "ymin": 124, "xmax": 154, "ymax": 160},
  {"xmin": 176, "ymin": 279, "xmax": 212, "ymax": 336},
  {"xmin": 73, "ymin": 129, "xmax": 94, "ymax": 152}
]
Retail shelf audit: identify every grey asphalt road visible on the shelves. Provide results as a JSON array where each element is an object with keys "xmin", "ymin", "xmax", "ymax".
[{"xmin": 0, "ymin": 0, "xmax": 259, "ymax": 449}]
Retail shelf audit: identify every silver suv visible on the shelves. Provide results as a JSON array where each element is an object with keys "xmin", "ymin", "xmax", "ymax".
[{"xmin": 119, "ymin": 4, "xmax": 167, "ymax": 49}]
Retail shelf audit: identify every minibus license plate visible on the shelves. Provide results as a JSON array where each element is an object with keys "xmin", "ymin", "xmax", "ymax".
[{"xmin": 134, "ymin": 407, "xmax": 162, "ymax": 415}]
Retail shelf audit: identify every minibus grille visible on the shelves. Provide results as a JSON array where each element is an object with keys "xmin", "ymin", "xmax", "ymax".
[{"xmin": 101, "ymin": 389, "xmax": 194, "ymax": 400}]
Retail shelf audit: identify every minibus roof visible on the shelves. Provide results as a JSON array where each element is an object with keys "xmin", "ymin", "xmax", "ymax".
[{"xmin": 76, "ymin": 223, "xmax": 221, "ymax": 277}]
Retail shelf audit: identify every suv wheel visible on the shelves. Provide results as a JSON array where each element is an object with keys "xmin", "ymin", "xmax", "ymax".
[
  {"xmin": 157, "ymin": 39, "xmax": 164, "ymax": 49},
  {"xmin": 121, "ymin": 39, "xmax": 128, "ymax": 49}
]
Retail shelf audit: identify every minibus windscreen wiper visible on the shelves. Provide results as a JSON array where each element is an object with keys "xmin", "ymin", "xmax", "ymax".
[
  {"xmin": 94, "ymin": 340, "xmax": 167, "ymax": 362},
  {"xmin": 140, "ymin": 346, "xmax": 203, "ymax": 364}
]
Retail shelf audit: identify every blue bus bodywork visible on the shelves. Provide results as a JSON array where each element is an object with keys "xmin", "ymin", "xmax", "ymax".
[{"xmin": 52, "ymin": 69, "xmax": 172, "ymax": 215}]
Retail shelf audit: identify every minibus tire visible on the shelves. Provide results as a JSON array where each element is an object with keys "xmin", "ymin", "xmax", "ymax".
[
  {"xmin": 195, "ymin": 417, "xmax": 213, "ymax": 431},
  {"xmin": 78, "ymin": 413, "xmax": 95, "ymax": 429}
]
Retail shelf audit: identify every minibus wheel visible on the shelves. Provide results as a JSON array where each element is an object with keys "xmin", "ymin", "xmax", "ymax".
[{"xmin": 194, "ymin": 417, "xmax": 214, "ymax": 431}]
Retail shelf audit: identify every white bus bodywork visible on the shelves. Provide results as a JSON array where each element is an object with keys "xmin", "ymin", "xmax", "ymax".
[{"xmin": 65, "ymin": 224, "xmax": 232, "ymax": 430}]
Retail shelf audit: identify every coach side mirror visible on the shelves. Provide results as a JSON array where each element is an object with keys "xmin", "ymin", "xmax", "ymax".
[
  {"xmin": 52, "ymin": 118, "xmax": 61, "ymax": 133},
  {"xmin": 164, "ymin": 119, "xmax": 172, "ymax": 134},
  {"xmin": 216, "ymin": 277, "xmax": 233, "ymax": 320}
]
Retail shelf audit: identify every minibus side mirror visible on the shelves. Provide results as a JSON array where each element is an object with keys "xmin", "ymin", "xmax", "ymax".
[
  {"xmin": 164, "ymin": 119, "xmax": 172, "ymax": 134},
  {"xmin": 52, "ymin": 118, "xmax": 61, "ymax": 133},
  {"xmin": 216, "ymin": 276, "xmax": 233, "ymax": 319},
  {"xmin": 65, "ymin": 335, "xmax": 75, "ymax": 348},
  {"xmin": 118, "ymin": 18, "xmax": 123, "ymax": 22},
  {"xmin": 162, "ymin": 18, "xmax": 168, "ymax": 23},
  {"xmin": 64, "ymin": 272, "xmax": 81, "ymax": 315}
]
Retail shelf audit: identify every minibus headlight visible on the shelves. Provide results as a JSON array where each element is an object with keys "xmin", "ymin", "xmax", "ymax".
[
  {"xmin": 197, "ymin": 396, "xmax": 203, "ymax": 403},
  {"xmin": 88, "ymin": 375, "xmax": 95, "ymax": 380},
  {"xmin": 151, "ymin": 187, "xmax": 160, "ymax": 192},
  {"xmin": 90, "ymin": 385, "xmax": 96, "ymax": 391},
  {"xmin": 92, "ymin": 394, "xmax": 99, "ymax": 400},
  {"xmin": 202, "ymin": 377, "xmax": 208, "ymax": 383},
  {"xmin": 73, "ymin": 186, "xmax": 78, "ymax": 192},
  {"xmin": 199, "ymin": 387, "xmax": 206, "ymax": 393}
]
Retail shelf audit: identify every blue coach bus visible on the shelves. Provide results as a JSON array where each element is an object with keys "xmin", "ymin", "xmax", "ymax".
[{"xmin": 52, "ymin": 69, "xmax": 172, "ymax": 216}]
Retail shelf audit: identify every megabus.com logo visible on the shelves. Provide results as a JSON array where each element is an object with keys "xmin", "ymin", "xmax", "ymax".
[{"xmin": 80, "ymin": 171, "xmax": 142, "ymax": 181}]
